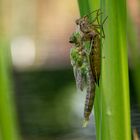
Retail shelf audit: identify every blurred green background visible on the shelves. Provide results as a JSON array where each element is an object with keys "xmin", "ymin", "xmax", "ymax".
[{"xmin": 0, "ymin": 0, "xmax": 140, "ymax": 140}]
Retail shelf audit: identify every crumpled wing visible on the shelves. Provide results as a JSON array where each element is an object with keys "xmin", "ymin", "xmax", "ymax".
[{"xmin": 73, "ymin": 66, "xmax": 85, "ymax": 91}]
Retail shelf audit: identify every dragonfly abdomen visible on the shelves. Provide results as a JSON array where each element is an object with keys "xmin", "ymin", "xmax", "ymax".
[{"xmin": 83, "ymin": 67, "xmax": 95, "ymax": 127}]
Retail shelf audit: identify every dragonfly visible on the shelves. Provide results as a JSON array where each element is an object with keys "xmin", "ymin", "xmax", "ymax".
[
  {"xmin": 69, "ymin": 31, "xmax": 96, "ymax": 127},
  {"xmin": 69, "ymin": 9, "xmax": 107, "ymax": 127}
]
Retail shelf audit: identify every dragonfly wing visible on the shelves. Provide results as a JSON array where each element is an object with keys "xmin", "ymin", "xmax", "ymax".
[{"xmin": 73, "ymin": 66, "xmax": 85, "ymax": 91}]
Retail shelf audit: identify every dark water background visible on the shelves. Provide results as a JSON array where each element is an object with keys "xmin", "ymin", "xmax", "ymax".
[
  {"xmin": 13, "ymin": 68, "xmax": 140, "ymax": 140},
  {"xmin": 13, "ymin": 69, "xmax": 96, "ymax": 140}
]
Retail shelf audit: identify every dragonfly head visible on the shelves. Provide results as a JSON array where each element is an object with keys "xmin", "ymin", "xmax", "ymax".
[{"xmin": 75, "ymin": 17, "xmax": 88, "ymax": 26}]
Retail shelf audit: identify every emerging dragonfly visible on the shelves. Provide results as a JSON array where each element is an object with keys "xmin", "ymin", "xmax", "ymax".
[
  {"xmin": 69, "ymin": 9, "xmax": 107, "ymax": 127},
  {"xmin": 69, "ymin": 32, "xmax": 96, "ymax": 127}
]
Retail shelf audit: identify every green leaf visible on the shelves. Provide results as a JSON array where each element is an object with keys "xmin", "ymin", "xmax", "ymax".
[
  {"xmin": 0, "ymin": 39, "xmax": 21, "ymax": 140},
  {"xmin": 77, "ymin": 0, "xmax": 131, "ymax": 140}
]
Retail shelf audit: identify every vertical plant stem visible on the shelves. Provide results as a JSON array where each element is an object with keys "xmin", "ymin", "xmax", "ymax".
[
  {"xmin": 77, "ymin": 0, "xmax": 131, "ymax": 139},
  {"xmin": 0, "ymin": 41, "xmax": 20, "ymax": 140},
  {"xmin": 100, "ymin": 0, "xmax": 131, "ymax": 139},
  {"xmin": 0, "ymin": 1, "xmax": 21, "ymax": 140}
]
